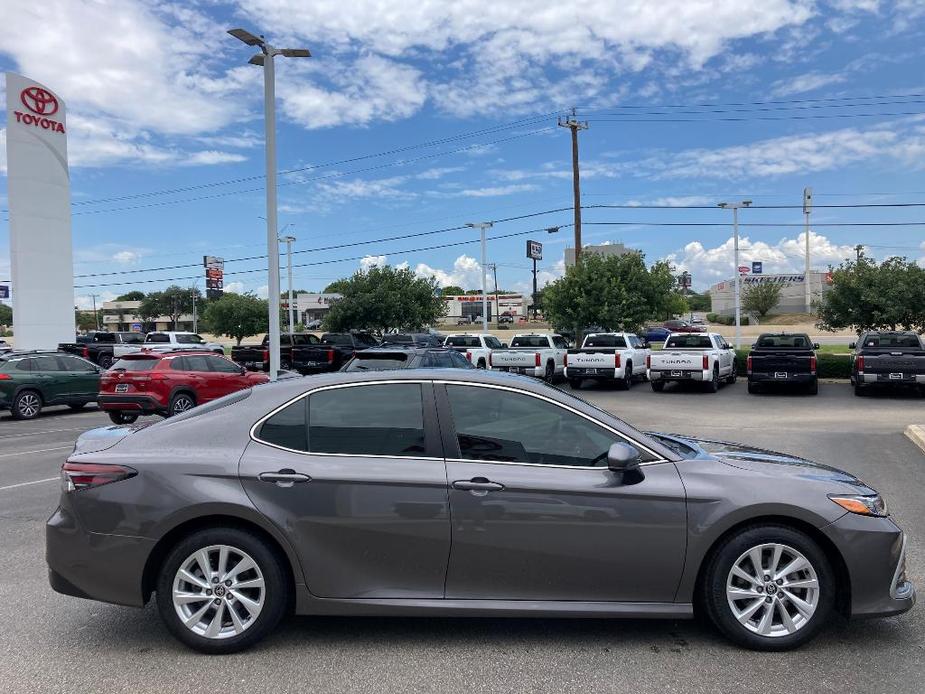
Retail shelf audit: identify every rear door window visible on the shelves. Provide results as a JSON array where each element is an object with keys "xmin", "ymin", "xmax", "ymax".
[
  {"xmin": 308, "ymin": 384, "xmax": 426, "ymax": 457},
  {"xmin": 259, "ymin": 398, "xmax": 308, "ymax": 451},
  {"xmin": 208, "ymin": 356, "xmax": 242, "ymax": 373}
]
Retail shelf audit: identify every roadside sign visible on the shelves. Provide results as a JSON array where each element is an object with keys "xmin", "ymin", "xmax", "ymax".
[
  {"xmin": 738, "ymin": 265, "xmax": 750, "ymax": 274},
  {"xmin": 130, "ymin": 322, "xmax": 142, "ymax": 333},
  {"xmin": 752, "ymin": 261, "xmax": 763, "ymax": 274},
  {"xmin": 526, "ymin": 240, "xmax": 543, "ymax": 260},
  {"xmin": 0, "ymin": 285, "xmax": 8, "ymax": 299}
]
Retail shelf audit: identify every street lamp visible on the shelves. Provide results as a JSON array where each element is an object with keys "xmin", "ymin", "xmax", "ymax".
[
  {"xmin": 466, "ymin": 222, "xmax": 493, "ymax": 331},
  {"xmin": 279, "ymin": 233, "xmax": 297, "ymax": 334},
  {"xmin": 228, "ymin": 27, "xmax": 311, "ymax": 381},
  {"xmin": 717, "ymin": 200, "xmax": 752, "ymax": 349}
]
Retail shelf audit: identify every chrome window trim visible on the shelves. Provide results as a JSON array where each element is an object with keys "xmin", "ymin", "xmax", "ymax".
[
  {"xmin": 436, "ymin": 380, "xmax": 667, "ymax": 465},
  {"xmin": 249, "ymin": 380, "xmax": 435, "ymax": 460}
]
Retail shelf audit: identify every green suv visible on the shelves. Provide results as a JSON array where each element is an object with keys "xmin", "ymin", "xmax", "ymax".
[{"xmin": 0, "ymin": 352, "xmax": 101, "ymax": 420}]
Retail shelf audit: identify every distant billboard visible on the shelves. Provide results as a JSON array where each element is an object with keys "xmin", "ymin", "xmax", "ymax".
[
  {"xmin": 526, "ymin": 240, "xmax": 543, "ymax": 260},
  {"xmin": 204, "ymin": 256, "xmax": 224, "ymax": 299}
]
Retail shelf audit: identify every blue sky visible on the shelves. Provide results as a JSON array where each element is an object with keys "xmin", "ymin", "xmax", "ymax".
[{"xmin": 2, "ymin": 0, "xmax": 925, "ymax": 308}]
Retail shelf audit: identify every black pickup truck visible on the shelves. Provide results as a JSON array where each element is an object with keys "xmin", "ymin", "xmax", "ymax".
[
  {"xmin": 291, "ymin": 332, "xmax": 379, "ymax": 374},
  {"xmin": 58, "ymin": 331, "xmax": 145, "ymax": 369},
  {"xmin": 851, "ymin": 331, "xmax": 925, "ymax": 396},
  {"xmin": 230, "ymin": 333, "xmax": 321, "ymax": 372},
  {"xmin": 746, "ymin": 333, "xmax": 819, "ymax": 395}
]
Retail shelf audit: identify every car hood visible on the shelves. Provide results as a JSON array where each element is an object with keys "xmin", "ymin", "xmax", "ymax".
[{"xmin": 650, "ymin": 432, "xmax": 874, "ymax": 491}]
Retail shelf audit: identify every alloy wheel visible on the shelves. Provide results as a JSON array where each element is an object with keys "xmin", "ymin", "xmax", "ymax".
[
  {"xmin": 172, "ymin": 545, "xmax": 266, "ymax": 640},
  {"xmin": 172, "ymin": 395, "xmax": 195, "ymax": 414},
  {"xmin": 17, "ymin": 392, "xmax": 41, "ymax": 418},
  {"xmin": 726, "ymin": 543, "xmax": 820, "ymax": 637}
]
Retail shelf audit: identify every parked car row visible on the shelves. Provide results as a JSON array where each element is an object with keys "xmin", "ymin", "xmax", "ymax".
[{"xmin": 59, "ymin": 330, "xmax": 224, "ymax": 369}]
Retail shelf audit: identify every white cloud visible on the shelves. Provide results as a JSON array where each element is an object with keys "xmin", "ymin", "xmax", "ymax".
[
  {"xmin": 112, "ymin": 251, "xmax": 142, "ymax": 265},
  {"xmin": 224, "ymin": 282, "xmax": 245, "ymax": 294},
  {"xmin": 74, "ymin": 291, "xmax": 117, "ymax": 310},
  {"xmin": 360, "ymin": 255, "xmax": 387, "ymax": 271},
  {"xmin": 73, "ymin": 245, "xmax": 150, "ymax": 266},
  {"xmin": 771, "ymin": 71, "xmax": 848, "ymax": 96},
  {"xmin": 664, "ymin": 231, "xmax": 859, "ymax": 287},
  {"xmin": 255, "ymin": 285, "xmax": 269, "ymax": 300},
  {"xmin": 430, "ymin": 184, "xmax": 540, "ymax": 198},
  {"xmin": 414, "ymin": 255, "xmax": 484, "ymax": 288},
  {"xmin": 624, "ymin": 195, "xmax": 715, "ymax": 207},
  {"xmin": 918, "ymin": 241, "xmax": 925, "ymax": 267}
]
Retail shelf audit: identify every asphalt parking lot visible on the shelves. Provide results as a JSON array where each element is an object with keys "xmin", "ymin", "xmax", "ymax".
[{"xmin": 1, "ymin": 382, "xmax": 923, "ymax": 693}]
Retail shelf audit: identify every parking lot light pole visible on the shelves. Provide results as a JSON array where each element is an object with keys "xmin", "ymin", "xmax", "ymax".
[
  {"xmin": 279, "ymin": 233, "xmax": 296, "ymax": 334},
  {"xmin": 466, "ymin": 222, "xmax": 493, "ymax": 332},
  {"xmin": 228, "ymin": 28, "xmax": 311, "ymax": 381},
  {"xmin": 717, "ymin": 200, "xmax": 751, "ymax": 349}
]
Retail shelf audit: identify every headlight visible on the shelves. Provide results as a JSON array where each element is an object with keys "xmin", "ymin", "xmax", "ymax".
[{"xmin": 829, "ymin": 493, "xmax": 888, "ymax": 517}]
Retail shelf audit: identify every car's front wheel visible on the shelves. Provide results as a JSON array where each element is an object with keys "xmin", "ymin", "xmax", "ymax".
[
  {"xmin": 155, "ymin": 528, "xmax": 289, "ymax": 654},
  {"xmin": 702, "ymin": 525, "xmax": 834, "ymax": 651}
]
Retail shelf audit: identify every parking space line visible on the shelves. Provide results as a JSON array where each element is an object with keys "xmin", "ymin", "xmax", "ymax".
[
  {"xmin": 0, "ymin": 477, "xmax": 59, "ymax": 492},
  {"xmin": 0, "ymin": 445, "xmax": 73, "ymax": 459},
  {"xmin": 0, "ymin": 427, "xmax": 86, "ymax": 441}
]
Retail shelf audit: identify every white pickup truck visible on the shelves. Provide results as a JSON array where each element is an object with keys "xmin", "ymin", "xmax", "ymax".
[
  {"xmin": 647, "ymin": 332, "xmax": 737, "ymax": 392},
  {"xmin": 564, "ymin": 332, "xmax": 651, "ymax": 390},
  {"xmin": 443, "ymin": 333, "xmax": 505, "ymax": 369},
  {"xmin": 489, "ymin": 333, "xmax": 569, "ymax": 381},
  {"xmin": 112, "ymin": 331, "xmax": 225, "ymax": 359}
]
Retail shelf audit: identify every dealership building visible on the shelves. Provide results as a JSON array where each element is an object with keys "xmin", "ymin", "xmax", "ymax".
[
  {"xmin": 710, "ymin": 271, "xmax": 833, "ymax": 315},
  {"xmin": 441, "ymin": 294, "xmax": 530, "ymax": 323}
]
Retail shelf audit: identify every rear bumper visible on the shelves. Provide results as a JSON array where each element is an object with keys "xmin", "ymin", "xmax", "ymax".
[
  {"xmin": 858, "ymin": 373, "xmax": 925, "ymax": 386},
  {"xmin": 648, "ymin": 369, "xmax": 708, "ymax": 382},
  {"xmin": 46, "ymin": 505, "xmax": 154, "ymax": 608},
  {"xmin": 748, "ymin": 372, "xmax": 816, "ymax": 384},
  {"xmin": 565, "ymin": 367, "xmax": 622, "ymax": 380},
  {"xmin": 494, "ymin": 365, "xmax": 545, "ymax": 377},
  {"xmin": 821, "ymin": 513, "xmax": 915, "ymax": 619},
  {"xmin": 98, "ymin": 393, "xmax": 164, "ymax": 414}
]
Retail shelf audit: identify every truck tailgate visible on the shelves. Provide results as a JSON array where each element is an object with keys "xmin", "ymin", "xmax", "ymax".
[
  {"xmin": 649, "ymin": 352, "xmax": 703, "ymax": 370},
  {"xmin": 567, "ymin": 351, "xmax": 616, "ymax": 368},
  {"xmin": 491, "ymin": 350, "xmax": 539, "ymax": 367}
]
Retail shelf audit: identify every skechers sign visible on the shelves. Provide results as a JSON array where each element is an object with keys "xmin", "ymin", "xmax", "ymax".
[{"xmin": 13, "ymin": 86, "xmax": 66, "ymax": 133}]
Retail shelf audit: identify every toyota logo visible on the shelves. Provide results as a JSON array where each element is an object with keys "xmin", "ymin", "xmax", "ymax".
[{"xmin": 20, "ymin": 86, "xmax": 59, "ymax": 116}]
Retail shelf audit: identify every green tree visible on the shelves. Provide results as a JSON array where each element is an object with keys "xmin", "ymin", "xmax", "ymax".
[
  {"xmin": 817, "ymin": 256, "xmax": 925, "ymax": 332},
  {"xmin": 686, "ymin": 292, "xmax": 712, "ymax": 312},
  {"xmin": 115, "ymin": 291, "xmax": 146, "ymax": 301},
  {"xmin": 542, "ymin": 252, "xmax": 673, "ymax": 334},
  {"xmin": 440, "ymin": 285, "xmax": 465, "ymax": 296},
  {"xmin": 202, "ymin": 292, "xmax": 269, "ymax": 345},
  {"xmin": 323, "ymin": 266, "xmax": 447, "ymax": 333},
  {"xmin": 0, "ymin": 303, "xmax": 11, "ymax": 326},
  {"xmin": 323, "ymin": 279, "xmax": 351, "ymax": 294},
  {"xmin": 137, "ymin": 292, "xmax": 162, "ymax": 331},
  {"xmin": 76, "ymin": 309, "xmax": 100, "ymax": 331},
  {"xmin": 138, "ymin": 286, "xmax": 201, "ymax": 329},
  {"xmin": 742, "ymin": 281, "xmax": 783, "ymax": 317}
]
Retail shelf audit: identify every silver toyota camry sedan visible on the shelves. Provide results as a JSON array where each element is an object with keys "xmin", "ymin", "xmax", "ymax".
[{"xmin": 47, "ymin": 370, "xmax": 915, "ymax": 654}]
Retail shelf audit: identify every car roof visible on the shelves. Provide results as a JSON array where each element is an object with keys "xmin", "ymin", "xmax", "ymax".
[
  {"xmin": 1, "ymin": 350, "xmax": 61, "ymax": 360},
  {"xmin": 118, "ymin": 349, "xmax": 218, "ymax": 359},
  {"xmin": 356, "ymin": 345, "xmax": 457, "ymax": 355}
]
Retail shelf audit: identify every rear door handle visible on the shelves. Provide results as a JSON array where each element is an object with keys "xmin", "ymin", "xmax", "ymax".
[
  {"xmin": 258, "ymin": 469, "xmax": 312, "ymax": 487},
  {"xmin": 452, "ymin": 478, "xmax": 504, "ymax": 493}
]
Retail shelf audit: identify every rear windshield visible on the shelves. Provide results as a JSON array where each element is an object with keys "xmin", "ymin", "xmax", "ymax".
[
  {"xmin": 511, "ymin": 336, "xmax": 550, "ymax": 348},
  {"xmin": 755, "ymin": 334, "xmax": 811, "ymax": 348},
  {"xmin": 584, "ymin": 335, "xmax": 626, "ymax": 348},
  {"xmin": 445, "ymin": 336, "xmax": 480, "ymax": 347},
  {"xmin": 321, "ymin": 334, "xmax": 352, "ymax": 345},
  {"xmin": 343, "ymin": 353, "xmax": 409, "ymax": 371},
  {"xmin": 861, "ymin": 334, "xmax": 922, "ymax": 349},
  {"xmin": 176, "ymin": 334, "xmax": 205, "ymax": 344},
  {"xmin": 145, "ymin": 333, "xmax": 169, "ymax": 343},
  {"xmin": 119, "ymin": 333, "xmax": 144, "ymax": 343},
  {"xmin": 665, "ymin": 335, "xmax": 713, "ymax": 349},
  {"xmin": 382, "ymin": 334, "xmax": 413, "ymax": 344},
  {"xmin": 111, "ymin": 358, "xmax": 159, "ymax": 371}
]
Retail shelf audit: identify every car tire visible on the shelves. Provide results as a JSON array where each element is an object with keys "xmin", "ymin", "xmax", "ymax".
[
  {"xmin": 477, "ymin": 359, "xmax": 486, "ymax": 369},
  {"xmin": 651, "ymin": 380, "xmax": 665, "ymax": 392},
  {"xmin": 168, "ymin": 392, "xmax": 197, "ymax": 417},
  {"xmin": 807, "ymin": 379, "xmax": 819, "ymax": 395},
  {"xmin": 706, "ymin": 367, "xmax": 720, "ymax": 393},
  {"xmin": 544, "ymin": 361, "xmax": 555, "ymax": 383},
  {"xmin": 108, "ymin": 411, "xmax": 139, "ymax": 425},
  {"xmin": 726, "ymin": 363, "xmax": 738, "ymax": 385},
  {"xmin": 568, "ymin": 378, "xmax": 582, "ymax": 390},
  {"xmin": 853, "ymin": 383, "xmax": 865, "ymax": 397},
  {"xmin": 747, "ymin": 382, "xmax": 759, "ymax": 395},
  {"xmin": 619, "ymin": 363, "xmax": 633, "ymax": 390},
  {"xmin": 155, "ymin": 527, "xmax": 289, "ymax": 655},
  {"xmin": 702, "ymin": 524, "xmax": 835, "ymax": 651},
  {"xmin": 98, "ymin": 354, "xmax": 114, "ymax": 370},
  {"xmin": 12, "ymin": 389, "xmax": 42, "ymax": 420}
]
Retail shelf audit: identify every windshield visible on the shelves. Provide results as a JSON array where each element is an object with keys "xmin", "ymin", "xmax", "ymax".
[
  {"xmin": 755, "ymin": 334, "xmax": 811, "ymax": 348},
  {"xmin": 176, "ymin": 334, "xmax": 205, "ymax": 344},
  {"xmin": 665, "ymin": 335, "xmax": 713, "ymax": 349},
  {"xmin": 584, "ymin": 334, "xmax": 626, "ymax": 348},
  {"xmin": 511, "ymin": 336, "xmax": 549, "ymax": 348}
]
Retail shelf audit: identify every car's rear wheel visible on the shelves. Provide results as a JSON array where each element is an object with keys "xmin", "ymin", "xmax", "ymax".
[
  {"xmin": 544, "ymin": 361, "xmax": 555, "ymax": 382},
  {"xmin": 618, "ymin": 363, "xmax": 633, "ymax": 390},
  {"xmin": 568, "ymin": 378, "xmax": 582, "ymax": 390},
  {"xmin": 476, "ymin": 359, "xmax": 486, "ymax": 369},
  {"xmin": 747, "ymin": 382, "xmax": 759, "ymax": 395},
  {"xmin": 702, "ymin": 525, "xmax": 834, "ymax": 651},
  {"xmin": 98, "ymin": 354, "xmax": 114, "ymax": 370},
  {"xmin": 706, "ymin": 366, "xmax": 720, "ymax": 393},
  {"xmin": 108, "ymin": 411, "xmax": 139, "ymax": 425},
  {"xmin": 853, "ymin": 383, "xmax": 865, "ymax": 396},
  {"xmin": 168, "ymin": 392, "xmax": 196, "ymax": 416},
  {"xmin": 726, "ymin": 362, "xmax": 738, "ymax": 384},
  {"xmin": 12, "ymin": 390, "xmax": 42, "ymax": 420},
  {"xmin": 155, "ymin": 528, "xmax": 288, "ymax": 654},
  {"xmin": 807, "ymin": 379, "xmax": 819, "ymax": 395},
  {"xmin": 651, "ymin": 380, "xmax": 665, "ymax": 392}
]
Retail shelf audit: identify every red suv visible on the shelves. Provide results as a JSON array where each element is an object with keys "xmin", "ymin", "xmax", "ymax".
[{"xmin": 99, "ymin": 350, "xmax": 268, "ymax": 424}]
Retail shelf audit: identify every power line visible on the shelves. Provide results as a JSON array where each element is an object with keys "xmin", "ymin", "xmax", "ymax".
[
  {"xmin": 579, "ymin": 98, "xmax": 925, "ymax": 117},
  {"xmin": 585, "ymin": 110, "xmax": 925, "ymax": 123}
]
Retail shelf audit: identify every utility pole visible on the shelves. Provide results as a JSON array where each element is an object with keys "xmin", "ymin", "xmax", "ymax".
[
  {"xmin": 558, "ymin": 108, "xmax": 588, "ymax": 265},
  {"xmin": 487, "ymin": 263, "xmax": 501, "ymax": 329},
  {"xmin": 279, "ymin": 233, "xmax": 296, "ymax": 334},
  {"xmin": 466, "ymin": 222, "xmax": 493, "ymax": 331},
  {"xmin": 803, "ymin": 187, "xmax": 813, "ymax": 314},
  {"xmin": 855, "ymin": 244, "xmax": 864, "ymax": 261},
  {"xmin": 718, "ymin": 200, "xmax": 752, "ymax": 349},
  {"xmin": 229, "ymin": 27, "xmax": 310, "ymax": 382},
  {"xmin": 90, "ymin": 294, "xmax": 100, "ymax": 331},
  {"xmin": 190, "ymin": 287, "xmax": 198, "ymax": 334}
]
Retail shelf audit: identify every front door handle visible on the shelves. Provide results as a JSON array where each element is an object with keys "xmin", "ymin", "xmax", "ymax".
[
  {"xmin": 258, "ymin": 469, "xmax": 312, "ymax": 487},
  {"xmin": 452, "ymin": 477, "xmax": 504, "ymax": 493}
]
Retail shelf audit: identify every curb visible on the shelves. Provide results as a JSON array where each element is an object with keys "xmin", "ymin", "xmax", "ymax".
[{"xmin": 905, "ymin": 425, "xmax": 925, "ymax": 455}]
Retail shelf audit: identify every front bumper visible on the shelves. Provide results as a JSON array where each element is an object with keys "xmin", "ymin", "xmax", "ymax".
[
  {"xmin": 821, "ymin": 513, "xmax": 915, "ymax": 618},
  {"xmin": 46, "ymin": 504, "xmax": 155, "ymax": 608},
  {"xmin": 648, "ymin": 369, "xmax": 708, "ymax": 382}
]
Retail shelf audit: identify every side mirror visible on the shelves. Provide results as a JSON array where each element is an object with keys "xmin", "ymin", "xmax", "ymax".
[
  {"xmin": 849, "ymin": 342, "xmax": 856, "ymax": 350},
  {"xmin": 607, "ymin": 442, "xmax": 640, "ymax": 472},
  {"xmin": 239, "ymin": 366, "xmax": 247, "ymax": 375},
  {"xmin": 813, "ymin": 343, "xmax": 820, "ymax": 350}
]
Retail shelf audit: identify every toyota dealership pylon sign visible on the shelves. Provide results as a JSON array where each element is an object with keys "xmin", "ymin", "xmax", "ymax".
[{"xmin": 4, "ymin": 73, "xmax": 75, "ymax": 349}]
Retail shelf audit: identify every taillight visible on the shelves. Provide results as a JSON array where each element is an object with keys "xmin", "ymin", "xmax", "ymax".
[
  {"xmin": 614, "ymin": 353, "xmax": 621, "ymax": 368},
  {"xmin": 810, "ymin": 355, "xmax": 817, "ymax": 374},
  {"xmin": 465, "ymin": 352, "xmax": 472, "ymax": 362},
  {"xmin": 702, "ymin": 354, "xmax": 709, "ymax": 370},
  {"xmin": 563, "ymin": 354, "xmax": 568, "ymax": 367},
  {"xmin": 857, "ymin": 355, "xmax": 865, "ymax": 372},
  {"xmin": 327, "ymin": 349, "xmax": 335, "ymax": 362},
  {"xmin": 62, "ymin": 462, "xmax": 136, "ymax": 492},
  {"xmin": 262, "ymin": 349, "xmax": 269, "ymax": 362},
  {"xmin": 534, "ymin": 353, "xmax": 541, "ymax": 367},
  {"xmin": 0, "ymin": 373, "xmax": 10, "ymax": 380},
  {"xmin": 82, "ymin": 346, "xmax": 90, "ymax": 359},
  {"xmin": 646, "ymin": 355, "xmax": 651, "ymax": 369},
  {"xmin": 747, "ymin": 356, "xmax": 752, "ymax": 373}
]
